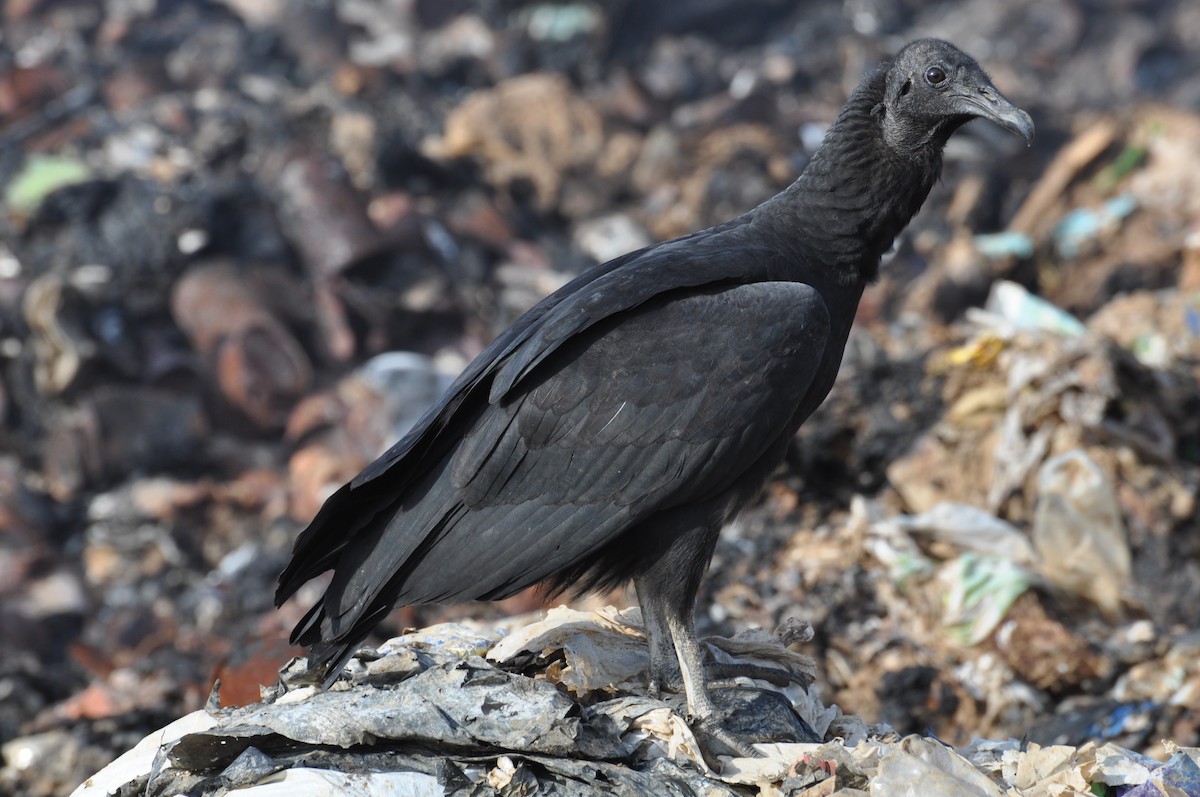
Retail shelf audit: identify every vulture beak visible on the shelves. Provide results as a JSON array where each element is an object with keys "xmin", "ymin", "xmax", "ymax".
[{"xmin": 955, "ymin": 82, "xmax": 1035, "ymax": 146}]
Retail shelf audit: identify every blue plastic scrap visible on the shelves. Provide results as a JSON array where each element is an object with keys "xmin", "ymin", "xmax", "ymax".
[
  {"xmin": 1122, "ymin": 750, "xmax": 1200, "ymax": 797},
  {"xmin": 1082, "ymin": 701, "xmax": 1158, "ymax": 741},
  {"xmin": 1053, "ymin": 194, "xmax": 1138, "ymax": 259},
  {"xmin": 974, "ymin": 231, "xmax": 1035, "ymax": 260}
]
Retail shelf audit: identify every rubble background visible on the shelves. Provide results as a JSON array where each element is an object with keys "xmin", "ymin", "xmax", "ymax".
[{"xmin": 1, "ymin": 1, "xmax": 1198, "ymax": 794}]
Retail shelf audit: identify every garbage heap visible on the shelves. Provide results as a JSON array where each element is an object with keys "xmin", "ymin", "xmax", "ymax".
[{"xmin": 72, "ymin": 606, "xmax": 1200, "ymax": 796}]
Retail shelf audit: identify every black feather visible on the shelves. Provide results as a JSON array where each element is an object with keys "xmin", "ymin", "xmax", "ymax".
[{"xmin": 275, "ymin": 40, "xmax": 1033, "ymax": 693}]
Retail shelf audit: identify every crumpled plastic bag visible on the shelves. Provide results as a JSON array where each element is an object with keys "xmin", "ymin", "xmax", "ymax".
[
  {"xmin": 873, "ymin": 735, "xmax": 1005, "ymax": 797},
  {"xmin": 1032, "ymin": 449, "xmax": 1132, "ymax": 615}
]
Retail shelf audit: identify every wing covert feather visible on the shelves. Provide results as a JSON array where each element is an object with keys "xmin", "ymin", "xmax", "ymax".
[{"xmin": 456, "ymin": 280, "xmax": 830, "ymax": 520}]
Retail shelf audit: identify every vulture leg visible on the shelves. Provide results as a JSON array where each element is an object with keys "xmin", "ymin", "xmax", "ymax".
[{"xmin": 634, "ymin": 524, "xmax": 758, "ymax": 763}]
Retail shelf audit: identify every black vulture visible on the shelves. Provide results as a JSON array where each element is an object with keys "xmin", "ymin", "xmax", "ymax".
[{"xmin": 276, "ymin": 39, "xmax": 1033, "ymax": 757}]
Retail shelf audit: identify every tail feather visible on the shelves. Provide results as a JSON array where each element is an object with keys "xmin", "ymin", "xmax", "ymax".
[
  {"xmin": 289, "ymin": 598, "xmax": 326, "ymax": 647},
  {"xmin": 307, "ymin": 639, "xmax": 366, "ymax": 689},
  {"xmin": 291, "ymin": 599, "xmax": 393, "ymax": 688}
]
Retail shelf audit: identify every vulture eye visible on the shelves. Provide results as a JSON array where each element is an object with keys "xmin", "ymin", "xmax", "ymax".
[{"xmin": 925, "ymin": 66, "xmax": 947, "ymax": 85}]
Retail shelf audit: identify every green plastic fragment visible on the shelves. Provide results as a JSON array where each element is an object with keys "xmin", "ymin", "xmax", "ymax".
[{"xmin": 5, "ymin": 154, "xmax": 92, "ymax": 215}]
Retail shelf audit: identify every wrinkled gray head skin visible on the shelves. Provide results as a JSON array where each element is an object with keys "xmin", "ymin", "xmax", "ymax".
[{"xmin": 878, "ymin": 38, "xmax": 1034, "ymax": 152}]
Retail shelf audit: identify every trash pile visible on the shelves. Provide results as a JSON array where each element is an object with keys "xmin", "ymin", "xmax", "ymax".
[
  {"xmin": 72, "ymin": 608, "xmax": 1200, "ymax": 796},
  {"xmin": 1, "ymin": 1, "xmax": 1199, "ymax": 796}
]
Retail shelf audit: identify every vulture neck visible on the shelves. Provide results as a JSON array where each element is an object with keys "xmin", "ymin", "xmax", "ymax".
[{"xmin": 767, "ymin": 66, "xmax": 945, "ymax": 285}]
